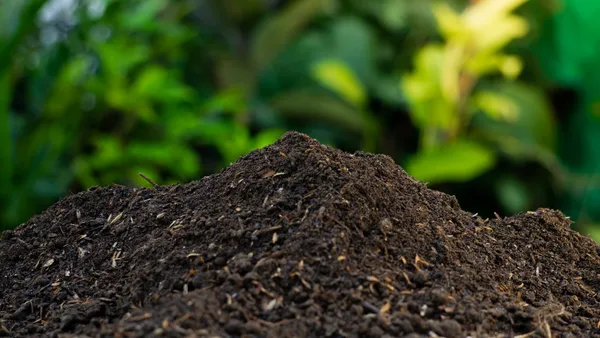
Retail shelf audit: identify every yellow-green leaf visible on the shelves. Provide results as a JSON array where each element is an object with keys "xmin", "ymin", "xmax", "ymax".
[
  {"xmin": 471, "ymin": 15, "xmax": 529, "ymax": 53},
  {"xmin": 463, "ymin": 0, "xmax": 530, "ymax": 32},
  {"xmin": 466, "ymin": 53, "xmax": 523, "ymax": 79},
  {"xmin": 499, "ymin": 55, "xmax": 523, "ymax": 79},
  {"xmin": 312, "ymin": 59, "xmax": 367, "ymax": 107},
  {"xmin": 471, "ymin": 90, "xmax": 519, "ymax": 122},
  {"xmin": 401, "ymin": 44, "xmax": 444, "ymax": 102},
  {"xmin": 440, "ymin": 42, "xmax": 464, "ymax": 104},
  {"xmin": 431, "ymin": 2, "xmax": 465, "ymax": 39}
]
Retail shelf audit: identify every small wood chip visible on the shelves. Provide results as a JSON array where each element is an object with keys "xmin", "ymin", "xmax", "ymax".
[
  {"xmin": 263, "ymin": 170, "xmax": 276, "ymax": 178},
  {"xmin": 265, "ymin": 299, "xmax": 277, "ymax": 312},
  {"xmin": 366, "ymin": 276, "xmax": 380, "ymax": 283},
  {"xmin": 380, "ymin": 301, "xmax": 391, "ymax": 314}
]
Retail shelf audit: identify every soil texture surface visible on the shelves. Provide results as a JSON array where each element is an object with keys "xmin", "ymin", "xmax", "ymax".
[{"xmin": 1, "ymin": 131, "xmax": 600, "ymax": 338}]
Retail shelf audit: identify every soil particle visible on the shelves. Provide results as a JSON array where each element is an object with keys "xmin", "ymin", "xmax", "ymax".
[{"xmin": 1, "ymin": 131, "xmax": 600, "ymax": 337}]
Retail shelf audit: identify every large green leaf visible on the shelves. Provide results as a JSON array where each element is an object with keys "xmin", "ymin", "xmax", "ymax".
[
  {"xmin": 405, "ymin": 140, "xmax": 497, "ymax": 184},
  {"xmin": 312, "ymin": 59, "xmax": 367, "ymax": 108},
  {"xmin": 472, "ymin": 81, "xmax": 557, "ymax": 158},
  {"xmin": 250, "ymin": 0, "xmax": 326, "ymax": 73}
]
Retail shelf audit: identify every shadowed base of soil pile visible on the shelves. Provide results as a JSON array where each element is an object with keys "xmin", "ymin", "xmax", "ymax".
[{"xmin": 1, "ymin": 131, "xmax": 600, "ymax": 338}]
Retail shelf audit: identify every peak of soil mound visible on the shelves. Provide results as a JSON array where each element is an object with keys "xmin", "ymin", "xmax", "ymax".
[{"xmin": 1, "ymin": 131, "xmax": 600, "ymax": 337}]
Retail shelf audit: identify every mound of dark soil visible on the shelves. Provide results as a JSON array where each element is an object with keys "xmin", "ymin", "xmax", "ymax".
[{"xmin": 1, "ymin": 131, "xmax": 600, "ymax": 338}]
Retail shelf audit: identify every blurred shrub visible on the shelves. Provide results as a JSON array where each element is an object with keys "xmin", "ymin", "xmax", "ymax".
[
  {"xmin": 532, "ymin": 0, "xmax": 600, "ymax": 238},
  {"xmin": 402, "ymin": 0, "xmax": 534, "ymax": 184},
  {"xmin": 1, "ymin": 0, "xmax": 600, "ymax": 241}
]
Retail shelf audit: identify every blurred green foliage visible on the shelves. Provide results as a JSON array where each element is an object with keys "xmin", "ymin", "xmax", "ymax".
[{"xmin": 1, "ymin": 0, "xmax": 600, "ymax": 241}]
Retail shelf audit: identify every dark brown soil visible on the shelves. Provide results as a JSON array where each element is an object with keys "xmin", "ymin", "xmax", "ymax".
[{"xmin": 1, "ymin": 131, "xmax": 600, "ymax": 338}]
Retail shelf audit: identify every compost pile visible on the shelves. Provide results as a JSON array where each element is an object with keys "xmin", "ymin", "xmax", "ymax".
[{"xmin": 1, "ymin": 132, "xmax": 600, "ymax": 338}]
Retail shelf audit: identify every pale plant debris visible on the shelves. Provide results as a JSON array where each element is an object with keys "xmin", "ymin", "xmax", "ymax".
[
  {"xmin": 263, "ymin": 170, "xmax": 276, "ymax": 178},
  {"xmin": 380, "ymin": 301, "xmax": 391, "ymax": 314},
  {"xmin": 109, "ymin": 212, "xmax": 123, "ymax": 225},
  {"xmin": 111, "ymin": 251, "xmax": 122, "ymax": 268}
]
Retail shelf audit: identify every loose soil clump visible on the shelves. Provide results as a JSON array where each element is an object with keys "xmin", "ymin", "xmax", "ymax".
[{"xmin": 1, "ymin": 131, "xmax": 600, "ymax": 337}]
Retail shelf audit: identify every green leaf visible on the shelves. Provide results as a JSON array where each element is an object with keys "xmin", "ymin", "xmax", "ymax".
[
  {"xmin": 192, "ymin": 120, "xmax": 253, "ymax": 164},
  {"xmin": 312, "ymin": 59, "xmax": 367, "ymax": 108},
  {"xmin": 471, "ymin": 90, "xmax": 519, "ymax": 122},
  {"xmin": 133, "ymin": 65, "xmax": 193, "ymax": 103},
  {"xmin": 250, "ymin": 0, "xmax": 326, "ymax": 72},
  {"xmin": 88, "ymin": 136, "xmax": 125, "ymax": 169},
  {"xmin": 257, "ymin": 16, "xmax": 378, "ymax": 99},
  {"xmin": 269, "ymin": 89, "xmax": 369, "ymax": 134},
  {"xmin": 97, "ymin": 39, "xmax": 150, "ymax": 76},
  {"xmin": 472, "ymin": 81, "xmax": 557, "ymax": 156},
  {"xmin": 406, "ymin": 140, "xmax": 497, "ymax": 184}
]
